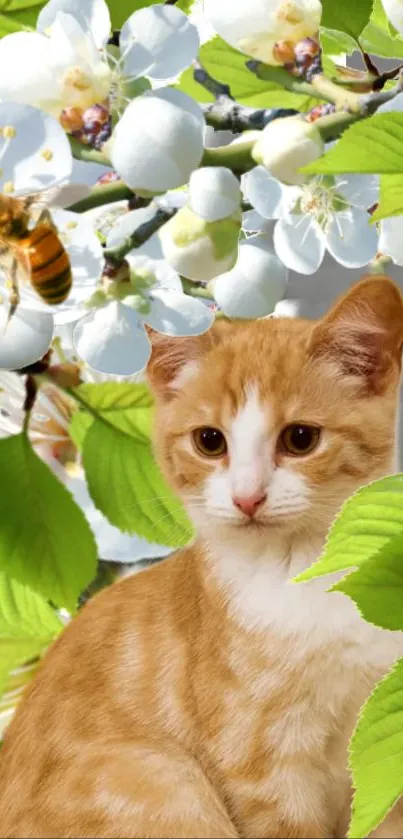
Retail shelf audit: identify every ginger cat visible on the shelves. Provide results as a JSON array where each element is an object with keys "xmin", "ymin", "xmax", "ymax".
[{"xmin": 1, "ymin": 276, "xmax": 403, "ymax": 839}]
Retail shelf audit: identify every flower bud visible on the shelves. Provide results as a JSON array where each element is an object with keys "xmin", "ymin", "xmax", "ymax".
[
  {"xmin": 188, "ymin": 167, "xmax": 242, "ymax": 222},
  {"xmin": 159, "ymin": 205, "xmax": 241, "ymax": 282},
  {"xmin": 204, "ymin": 0, "xmax": 322, "ymax": 66},
  {"xmin": 252, "ymin": 116, "xmax": 324, "ymax": 185},
  {"xmin": 211, "ymin": 236, "xmax": 287, "ymax": 318},
  {"xmin": 110, "ymin": 88, "xmax": 204, "ymax": 192}
]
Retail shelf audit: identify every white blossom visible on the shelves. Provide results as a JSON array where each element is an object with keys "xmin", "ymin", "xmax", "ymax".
[
  {"xmin": 37, "ymin": 0, "xmax": 111, "ymax": 49},
  {"xmin": 120, "ymin": 4, "xmax": 199, "ymax": 80},
  {"xmin": 0, "ymin": 0, "xmax": 199, "ymax": 120},
  {"xmin": 70, "ymin": 206, "xmax": 214, "ymax": 376},
  {"xmin": 110, "ymin": 89, "xmax": 205, "ymax": 193},
  {"xmin": 242, "ymin": 165, "xmax": 379, "ymax": 274},
  {"xmin": 0, "ymin": 16, "xmax": 111, "ymax": 117},
  {"xmin": 211, "ymin": 235, "xmax": 287, "ymax": 317},
  {"xmin": 203, "ymin": 0, "xmax": 322, "ymax": 65},
  {"xmin": 0, "ymin": 102, "xmax": 72, "ymax": 196},
  {"xmin": 252, "ymin": 116, "xmax": 324, "ymax": 186}
]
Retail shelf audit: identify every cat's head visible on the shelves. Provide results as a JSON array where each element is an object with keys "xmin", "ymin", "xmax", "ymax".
[{"xmin": 147, "ymin": 277, "xmax": 403, "ymax": 548}]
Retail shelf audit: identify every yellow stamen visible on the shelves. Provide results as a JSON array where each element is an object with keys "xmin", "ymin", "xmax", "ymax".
[
  {"xmin": 3, "ymin": 181, "xmax": 14, "ymax": 194},
  {"xmin": 3, "ymin": 126, "xmax": 16, "ymax": 139},
  {"xmin": 41, "ymin": 148, "xmax": 53, "ymax": 161}
]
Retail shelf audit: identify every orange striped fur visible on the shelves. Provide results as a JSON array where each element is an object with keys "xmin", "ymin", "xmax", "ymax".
[{"xmin": 1, "ymin": 277, "xmax": 403, "ymax": 838}]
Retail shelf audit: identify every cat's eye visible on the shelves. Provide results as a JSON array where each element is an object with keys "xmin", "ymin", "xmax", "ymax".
[
  {"xmin": 280, "ymin": 424, "xmax": 321, "ymax": 456},
  {"xmin": 192, "ymin": 427, "xmax": 227, "ymax": 458}
]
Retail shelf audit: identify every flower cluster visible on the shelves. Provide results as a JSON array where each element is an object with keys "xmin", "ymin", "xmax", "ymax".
[{"xmin": 1, "ymin": 0, "xmax": 401, "ymax": 382}]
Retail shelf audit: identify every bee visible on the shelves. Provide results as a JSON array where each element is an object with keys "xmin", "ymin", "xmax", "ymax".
[{"xmin": 0, "ymin": 192, "xmax": 72, "ymax": 324}]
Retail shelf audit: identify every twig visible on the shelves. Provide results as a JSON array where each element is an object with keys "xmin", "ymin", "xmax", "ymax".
[
  {"xmin": 313, "ymin": 68, "xmax": 403, "ymax": 141},
  {"xmin": 67, "ymin": 180, "xmax": 134, "ymax": 213},
  {"xmin": 69, "ymin": 136, "xmax": 110, "ymax": 166},
  {"xmin": 103, "ymin": 207, "xmax": 176, "ymax": 264},
  {"xmin": 193, "ymin": 59, "xmax": 233, "ymax": 100},
  {"xmin": 246, "ymin": 60, "xmax": 332, "ymax": 101},
  {"xmin": 195, "ymin": 58, "xmax": 299, "ymax": 131},
  {"xmin": 203, "ymin": 101, "xmax": 299, "ymax": 132}
]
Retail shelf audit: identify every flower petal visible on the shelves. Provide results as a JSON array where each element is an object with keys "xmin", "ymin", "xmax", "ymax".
[
  {"xmin": 325, "ymin": 207, "xmax": 378, "ymax": 268},
  {"xmin": 0, "ymin": 32, "xmax": 59, "ymax": 108},
  {"xmin": 336, "ymin": 174, "xmax": 379, "ymax": 210},
  {"xmin": 273, "ymin": 216, "xmax": 325, "ymax": 274},
  {"xmin": 379, "ymin": 215, "xmax": 403, "ymax": 266},
  {"xmin": 120, "ymin": 4, "xmax": 199, "ymax": 80},
  {"xmin": 0, "ymin": 305, "xmax": 54, "ymax": 370},
  {"xmin": 73, "ymin": 302, "xmax": 151, "ymax": 375},
  {"xmin": 242, "ymin": 209, "xmax": 272, "ymax": 233},
  {"xmin": 105, "ymin": 206, "xmax": 157, "ymax": 248},
  {"xmin": 37, "ymin": 0, "xmax": 111, "ymax": 48},
  {"xmin": 49, "ymin": 13, "xmax": 111, "ymax": 109},
  {"xmin": 145, "ymin": 289, "xmax": 214, "ymax": 336},
  {"xmin": 0, "ymin": 102, "xmax": 72, "ymax": 195},
  {"xmin": 66, "ymin": 470, "xmax": 172, "ymax": 562},
  {"xmin": 212, "ymin": 235, "xmax": 287, "ymax": 318},
  {"xmin": 110, "ymin": 89, "xmax": 204, "ymax": 192},
  {"xmin": 241, "ymin": 166, "xmax": 288, "ymax": 219},
  {"xmin": 203, "ymin": 0, "xmax": 322, "ymax": 65},
  {"xmin": 273, "ymin": 297, "xmax": 319, "ymax": 319}
]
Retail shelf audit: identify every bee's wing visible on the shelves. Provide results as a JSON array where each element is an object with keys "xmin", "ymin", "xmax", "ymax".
[{"xmin": 0, "ymin": 235, "xmax": 31, "ymax": 288}]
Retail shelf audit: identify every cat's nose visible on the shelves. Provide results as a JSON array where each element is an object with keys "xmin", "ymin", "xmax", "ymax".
[{"xmin": 232, "ymin": 491, "xmax": 267, "ymax": 518}]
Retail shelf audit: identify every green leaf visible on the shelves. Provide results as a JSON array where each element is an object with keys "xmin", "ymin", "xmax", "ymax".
[
  {"xmin": 371, "ymin": 174, "xmax": 403, "ymax": 221},
  {"xmin": 293, "ymin": 475, "xmax": 403, "ymax": 583},
  {"xmin": 0, "ymin": 0, "xmax": 47, "ymax": 35},
  {"xmin": 73, "ymin": 382, "xmax": 193, "ymax": 547},
  {"xmin": 0, "ymin": 435, "xmax": 97, "ymax": 611},
  {"xmin": 360, "ymin": 0, "xmax": 403, "ymax": 58},
  {"xmin": 74, "ymin": 382, "xmax": 154, "ymax": 441},
  {"xmin": 320, "ymin": 0, "xmax": 373, "ymax": 38},
  {"xmin": 69, "ymin": 409, "xmax": 93, "ymax": 452},
  {"xmin": 0, "ymin": 572, "xmax": 63, "ymax": 693},
  {"xmin": 320, "ymin": 27, "xmax": 358, "ymax": 56},
  {"xmin": 333, "ymin": 539, "xmax": 403, "ymax": 630},
  {"xmin": 176, "ymin": 36, "xmax": 321, "ymax": 111},
  {"xmin": 304, "ymin": 113, "xmax": 403, "ymax": 175},
  {"xmin": 105, "ymin": 0, "xmax": 154, "ymax": 29},
  {"xmin": 348, "ymin": 659, "xmax": 403, "ymax": 838},
  {"xmin": 83, "ymin": 421, "xmax": 193, "ymax": 546}
]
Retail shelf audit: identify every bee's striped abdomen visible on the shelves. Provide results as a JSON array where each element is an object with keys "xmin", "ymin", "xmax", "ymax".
[{"xmin": 20, "ymin": 224, "xmax": 72, "ymax": 304}]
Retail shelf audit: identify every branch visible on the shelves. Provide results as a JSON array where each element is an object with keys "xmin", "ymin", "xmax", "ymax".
[
  {"xmin": 314, "ymin": 70, "xmax": 403, "ymax": 141},
  {"xmin": 201, "ymin": 139, "xmax": 256, "ymax": 172},
  {"xmin": 194, "ymin": 58, "xmax": 299, "ymax": 132},
  {"xmin": 103, "ymin": 207, "xmax": 176, "ymax": 264},
  {"xmin": 246, "ymin": 60, "xmax": 332, "ymax": 101},
  {"xmin": 202, "ymin": 101, "xmax": 299, "ymax": 132},
  {"xmin": 67, "ymin": 180, "xmax": 135, "ymax": 212}
]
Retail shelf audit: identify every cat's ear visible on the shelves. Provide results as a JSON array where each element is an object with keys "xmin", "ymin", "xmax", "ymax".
[
  {"xmin": 146, "ymin": 319, "xmax": 233, "ymax": 398},
  {"xmin": 309, "ymin": 276, "xmax": 403, "ymax": 394}
]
